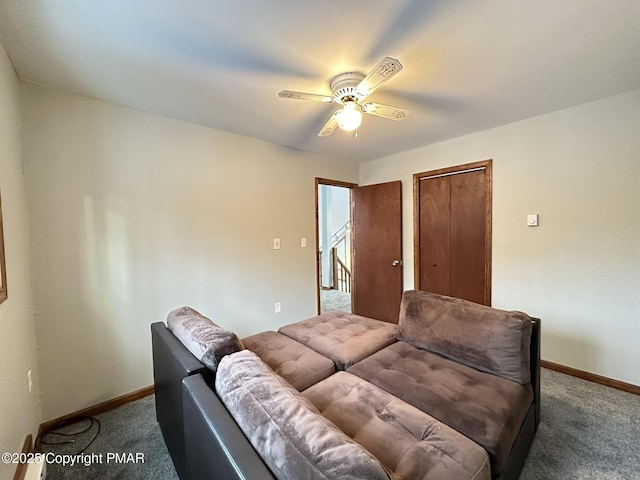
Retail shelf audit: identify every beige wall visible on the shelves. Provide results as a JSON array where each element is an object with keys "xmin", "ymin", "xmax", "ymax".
[
  {"xmin": 360, "ymin": 89, "xmax": 640, "ymax": 386},
  {"xmin": 21, "ymin": 83, "xmax": 358, "ymax": 420},
  {"xmin": 11, "ymin": 67, "xmax": 640, "ymax": 427},
  {"xmin": 0, "ymin": 43, "xmax": 40, "ymax": 478}
]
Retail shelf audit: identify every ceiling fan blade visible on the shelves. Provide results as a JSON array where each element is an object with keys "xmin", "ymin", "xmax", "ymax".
[
  {"xmin": 278, "ymin": 90, "xmax": 334, "ymax": 103},
  {"xmin": 362, "ymin": 102, "xmax": 410, "ymax": 120},
  {"xmin": 318, "ymin": 111, "xmax": 340, "ymax": 137},
  {"xmin": 355, "ymin": 57, "xmax": 403, "ymax": 98}
]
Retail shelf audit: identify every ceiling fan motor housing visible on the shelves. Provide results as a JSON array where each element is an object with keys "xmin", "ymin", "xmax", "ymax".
[{"xmin": 330, "ymin": 72, "xmax": 365, "ymax": 103}]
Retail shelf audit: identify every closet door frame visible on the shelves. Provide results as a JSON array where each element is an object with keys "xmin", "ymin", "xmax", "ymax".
[{"xmin": 412, "ymin": 159, "xmax": 492, "ymax": 305}]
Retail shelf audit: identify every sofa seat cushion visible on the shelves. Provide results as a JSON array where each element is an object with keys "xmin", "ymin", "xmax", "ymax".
[
  {"xmin": 242, "ymin": 331, "xmax": 335, "ymax": 391},
  {"xmin": 215, "ymin": 350, "xmax": 390, "ymax": 480},
  {"xmin": 347, "ymin": 341, "xmax": 534, "ymax": 476},
  {"xmin": 303, "ymin": 372, "xmax": 490, "ymax": 480},
  {"xmin": 398, "ymin": 290, "xmax": 532, "ymax": 384},
  {"xmin": 166, "ymin": 306, "xmax": 243, "ymax": 372},
  {"xmin": 278, "ymin": 311, "xmax": 398, "ymax": 370}
]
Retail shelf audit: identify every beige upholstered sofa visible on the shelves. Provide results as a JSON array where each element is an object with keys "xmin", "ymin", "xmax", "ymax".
[{"xmin": 152, "ymin": 290, "xmax": 540, "ymax": 480}]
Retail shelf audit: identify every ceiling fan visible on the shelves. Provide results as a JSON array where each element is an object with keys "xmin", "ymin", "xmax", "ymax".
[{"xmin": 278, "ymin": 57, "xmax": 409, "ymax": 137}]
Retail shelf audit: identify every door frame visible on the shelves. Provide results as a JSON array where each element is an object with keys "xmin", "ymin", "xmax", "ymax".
[
  {"xmin": 412, "ymin": 159, "xmax": 493, "ymax": 304},
  {"xmin": 315, "ymin": 178, "xmax": 358, "ymax": 314}
]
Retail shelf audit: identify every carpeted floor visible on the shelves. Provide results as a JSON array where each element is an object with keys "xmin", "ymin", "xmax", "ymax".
[
  {"xmin": 320, "ymin": 288, "xmax": 352, "ymax": 313},
  {"xmin": 38, "ymin": 368, "xmax": 639, "ymax": 479},
  {"xmin": 520, "ymin": 369, "xmax": 639, "ymax": 480},
  {"xmin": 36, "ymin": 395, "xmax": 178, "ymax": 480}
]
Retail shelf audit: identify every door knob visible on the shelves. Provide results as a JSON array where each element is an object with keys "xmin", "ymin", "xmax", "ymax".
[{"xmin": 392, "ymin": 260, "xmax": 402, "ymax": 266}]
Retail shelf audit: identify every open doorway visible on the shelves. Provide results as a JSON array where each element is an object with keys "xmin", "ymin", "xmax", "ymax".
[{"xmin": 315, "ymin": 178, "xmax": 357, "ymax": 314}]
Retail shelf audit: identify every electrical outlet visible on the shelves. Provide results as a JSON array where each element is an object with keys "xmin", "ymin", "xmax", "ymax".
[
  {"xmin": 301, "ymin": 237, "xmax": 307, "ymax": 248},
  {"xmin": 274, "ymin": 302, "xmax": 282, "ymax": 313}
]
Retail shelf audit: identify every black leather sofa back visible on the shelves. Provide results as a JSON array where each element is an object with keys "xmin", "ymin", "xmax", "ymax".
[
  {"xmin": 183, "ymin": 374, "xmax": 276, "ymax": 480},
  {"xmin": 151, "ymin": 322, "xmax": 212, "ymax": 479}
]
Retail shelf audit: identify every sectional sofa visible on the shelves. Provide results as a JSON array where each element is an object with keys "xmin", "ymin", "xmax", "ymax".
[{"xmin": 151, "ymin": 290, "xmax": 540, "ymax": 480}]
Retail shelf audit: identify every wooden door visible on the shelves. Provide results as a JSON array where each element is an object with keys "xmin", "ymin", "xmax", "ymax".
[
  {"xmin": 450, "ymin": 169, "xmax": 488, "ymax": 303},
  {"xmin": 419, "ymin": 175, "xmax": 451, "ymax": 296},
  {"xmin": 414, "ymin": 161, "xmax": 492, "ymax": 305},
  {"xmin": 352, "ymin": 181, "xmax": 403, "ymax": 323}
]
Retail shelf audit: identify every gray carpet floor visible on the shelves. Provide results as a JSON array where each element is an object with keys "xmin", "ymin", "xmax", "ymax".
[
  {"xmin": 320, "ymin": 289, "xmax": 352, "ymax": 313},
  {"xmin": 38, "ymin": 368, "xmax": 639, "ymax": 479},
  {"xmin": 520, "ymin": 369, "xmax": 639, "ymax": 480},
  {"xmin": 37, "ymin": 395, "xmax": 178, "ymax": 480}
]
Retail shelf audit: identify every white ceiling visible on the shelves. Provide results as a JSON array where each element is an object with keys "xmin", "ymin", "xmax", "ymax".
[{"xmin": 1, "ymin": 0, "xmax": 639, "ymax": 163}]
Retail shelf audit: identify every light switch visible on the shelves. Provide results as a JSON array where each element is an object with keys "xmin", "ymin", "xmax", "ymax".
[
  {"xmin": 273, "ymin": 238, "xmax": 281, "ymax": 249},
  {"xmin": 527, "ymin": 214, "xmax": 539, "ymax": 227}
]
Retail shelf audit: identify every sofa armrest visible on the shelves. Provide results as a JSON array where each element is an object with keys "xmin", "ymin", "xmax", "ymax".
[
  {"xmin": 151, "ymin": 321, "xmax": 211, "ymax": 479},
  {"xmin": 182, "ymin": 374, "xmax": 276, "ymax": 480},
  {"xmin": 152, "ymin": 322, "xmax": 209, "ymax": 381},
  {"xmin": 529, "ymin": 317, "xmax": 541, "ymax": 430}
]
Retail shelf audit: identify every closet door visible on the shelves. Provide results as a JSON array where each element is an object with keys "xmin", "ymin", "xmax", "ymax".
[
  {"xmin": 449, "ymin": 169, "xmax": 488, "ymax": 303},
  {"xmin": 414, "ymin": 160, "xmax": 492, "ymax": 305},
  {"xmin": 419, "ymin": 175, "xmax": 451, "ymax": 296}
]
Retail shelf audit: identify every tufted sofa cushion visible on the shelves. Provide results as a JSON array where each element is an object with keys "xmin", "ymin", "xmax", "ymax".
[
  {"xmin": 166, "ymin": 306, "xmax": 243, "ymax": 372},
  {"xmin": 303, "ymin": 371, "xmax": 490, "ymax": 480},
  {"xmin": 347, "ymin": 341, "xmax": 533, "ymax": 476},
  {"xmin": 398, "ymin": 290, "xmax": 532, "ymax": 384},
  {"xmin": 215, "ymin": 350, "xmax": 390, "ymax": 480},
  {"xmin": 242, "ymin": 331, "xmax": 335, "ymax": 391},
  {"xmin": 278, "ymin": 311, "xmax": 398, "ymax": 370}
]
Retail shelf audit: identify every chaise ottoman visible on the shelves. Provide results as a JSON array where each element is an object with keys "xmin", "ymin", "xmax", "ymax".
[
  {"xmin": 278, "ymin": 310, "xmax": 398, "ymax": 370},
  {"xmin": 242, "ymin": 330, "xmax": 335, "ymax": 391},
  {"xmin": 303, "ymin": 371, "xmax": 491, "ymax": 480}
]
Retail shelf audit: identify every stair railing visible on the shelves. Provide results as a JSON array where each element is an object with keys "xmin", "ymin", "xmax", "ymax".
[{"xmin": 332, "ymin": 246, "xmax": 351, "ymax": 293}]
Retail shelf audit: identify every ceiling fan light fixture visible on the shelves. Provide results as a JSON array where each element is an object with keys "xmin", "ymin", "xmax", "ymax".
[
  {"xmin": 278, "ymin": 57, "xmax": 407, "ymax": 137},
  {"xmin": 336, "ymin": 100, "xmax": 362, "ymax": 131}
]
